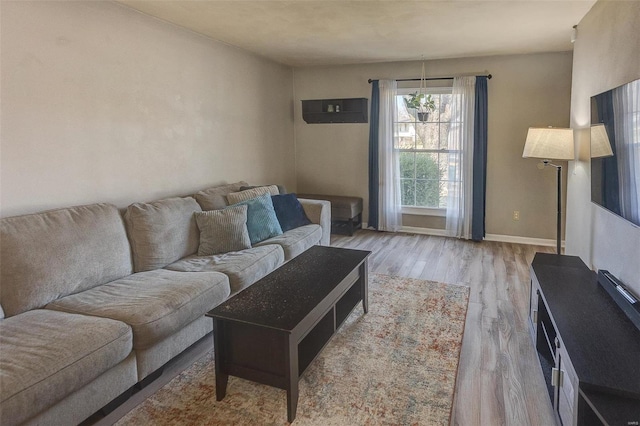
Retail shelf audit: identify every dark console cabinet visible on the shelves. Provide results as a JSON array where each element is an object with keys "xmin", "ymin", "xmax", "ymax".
[
  {"xmin": 529, "ymin": 253, "xmax": 640, "ymax": 426},
  {"xmin": 302, "ymin": 98, "xmax": 368, "ymax": 123}
]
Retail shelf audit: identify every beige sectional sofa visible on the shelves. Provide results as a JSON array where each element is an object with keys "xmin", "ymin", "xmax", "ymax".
[{"xmin": 0, "ymin": 182, "xmax": 330, "ymax": 426}]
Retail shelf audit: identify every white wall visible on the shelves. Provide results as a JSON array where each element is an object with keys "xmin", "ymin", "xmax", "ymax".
[
  {"xmin": 293, "ymin": 53, "xmax": 573, "ymax": 240},
  {"xmin": 0, "ymin": 1, "xmax": 295, "ymax": 217},
  {"xmin": 566, "ymin": 0, "xmax": 640, "ymax": 294}
]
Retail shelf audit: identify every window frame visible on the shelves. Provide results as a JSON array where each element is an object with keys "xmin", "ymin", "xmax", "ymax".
[{"xmin": 395, "ymin": 86, "xmax": 455, "ymax": 213}]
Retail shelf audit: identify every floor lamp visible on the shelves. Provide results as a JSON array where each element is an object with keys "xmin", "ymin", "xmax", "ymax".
[{"xmin": 522, "ymin": 127, "xmax": 575, "ymax": 254}]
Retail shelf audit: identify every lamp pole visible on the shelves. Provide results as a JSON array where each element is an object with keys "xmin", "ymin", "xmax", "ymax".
[{"xmin": 543, "ymin": 160, "xmax": 562, "ymax": 255}]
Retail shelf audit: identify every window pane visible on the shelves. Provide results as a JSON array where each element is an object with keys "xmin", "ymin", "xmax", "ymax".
[
  {"xmin": 438, "ymin": 180, "xmax": 448, "ymax": 209},
  {"xmin": 415, "ymin": 179, "xmax": 440, "ymax": 208},
  {"xmin": 437, "ymin": 153, "xmax": 450, "ymax": 174},
  {"xmin": 399, "ymin": 152, "xmax": 415, "ymax": 179},
  {"xmin": 401, "ymin": 178, "xmax": 415, "ymax": 206},
  {"xmin": 396, "ymin": 122, "xmax": 416, "ymax": 149},
  {"xmin": 440, "ymin": 94, "xmax": 453, "ymax": 122},
  {"xmin": 439, "ymin": 122, "xmax": 451, "ymax": 149},
  {"xmin": 415, "ymin": 123, "xmax": 439, "ymax": 150},
  {"xmin": 415, "ymin": 152, "xmax": 440, "ymax": 180},
  {"xmin": 430, "ymin": 94, "xmax": 441, "ymax": 122},
  {"xmin": 397, "ymin": 96, "xmax": 416, "ymax": 123}
]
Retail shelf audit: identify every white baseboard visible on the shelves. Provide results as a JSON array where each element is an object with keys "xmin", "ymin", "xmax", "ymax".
[
  {"xmin": 400, "ymin": 226, "xmax": 450, "ymax": 236},
  {"xmin": 485, "ymin": 233, "xmax": 565, "ymax": 248},
  {"xmin": 362, "ymin": 224, "xmax": 449, "ymax": 237},
  {"xmin": 362, "ymin": 223, "xmax": 563, "ymax": 247},
  {"xmin": 362, "ymin": 223, "xmax": 447, "ymax": 237}
]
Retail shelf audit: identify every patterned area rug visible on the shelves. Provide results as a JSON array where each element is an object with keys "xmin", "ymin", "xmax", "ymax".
[{"xmin": 117, "ymin": 274, "xmax": 469, "ymax": 425}]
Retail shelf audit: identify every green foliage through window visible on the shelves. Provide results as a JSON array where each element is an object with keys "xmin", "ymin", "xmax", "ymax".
[{"xmin": 399, "ymin": 152, "xmax": 447, "ymax": 208}]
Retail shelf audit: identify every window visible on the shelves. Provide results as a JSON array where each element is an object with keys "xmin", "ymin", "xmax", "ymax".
[{"xmin": 394, "ymin": 87, "xmax": 454, "ymax": 210}]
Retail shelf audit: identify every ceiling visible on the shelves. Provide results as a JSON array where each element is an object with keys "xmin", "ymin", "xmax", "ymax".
[{"xmin": 117, "ymin": 0, "xmax": 597, "ymax": 67}]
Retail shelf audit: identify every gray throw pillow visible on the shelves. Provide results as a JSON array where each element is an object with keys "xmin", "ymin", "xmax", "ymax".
[
  {"xmin": 226, "ymin": 185, "xmax": 280, "ymax": 204},
  {"xmin": 240, "ymin": 184, "xmax": 287, "ymax": 195},
  {"xmin": 195, "ymin": 205, "xmax": 251, "ymax": 256},
  {"xmin": 194, "ymin": 181, "xmax": 248, "ymax": 211}
]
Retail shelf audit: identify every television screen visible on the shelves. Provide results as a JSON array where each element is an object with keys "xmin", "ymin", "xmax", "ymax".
[{"xmin": 590, "ymin": 78, "xmax": 640, "ymax": 228}]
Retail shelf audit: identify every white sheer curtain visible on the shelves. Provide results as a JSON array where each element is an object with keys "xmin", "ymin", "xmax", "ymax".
[
  {"xmin": 445, "ymin": 76, "xmax": 476, "ymax": 238},
  {"xmin": 377, "ymin": 79, "xmax": 402, "ymax": 232},
  {"xmin": 612, "ymin": 79, "xmax": 640, "ymax": 224}
]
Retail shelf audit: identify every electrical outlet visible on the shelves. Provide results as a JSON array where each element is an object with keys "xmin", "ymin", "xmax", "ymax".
[{"xmin": 513, "ymin": 211, "xmax": 520, "ymax": 221}]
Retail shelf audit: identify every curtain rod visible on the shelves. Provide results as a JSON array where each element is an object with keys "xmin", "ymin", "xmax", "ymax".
[{"xmin": 367, "ymin": 74, "xmax": 492, "ymax": 84}]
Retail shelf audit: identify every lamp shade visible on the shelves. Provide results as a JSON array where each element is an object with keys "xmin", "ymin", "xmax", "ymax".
[
  {"xmin": 590, "ymin": 124, "xmax": 614, "ymax": 158},
  {"xmin": 522, "ymin": 127, "xmax": 575, "ymax": 160}
]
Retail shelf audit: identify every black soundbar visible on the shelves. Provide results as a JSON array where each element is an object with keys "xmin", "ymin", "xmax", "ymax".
[{"xmin": 597, "ymin": 270, "xmax": 640, "ymax": 332}]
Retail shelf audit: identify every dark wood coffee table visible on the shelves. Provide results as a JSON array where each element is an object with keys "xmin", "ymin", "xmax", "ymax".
[{"xmin": 206, "ymin": 245, "xmax": 371, "ymax": 422}]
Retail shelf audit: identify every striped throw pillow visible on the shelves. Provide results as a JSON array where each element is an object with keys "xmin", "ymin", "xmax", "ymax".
[
  {"xmin": 195, "ymin": 205, "xmax": 251, "ymax": 256},
  {"xmin": 226, "ymin": 185, "xmax": 280, "ymax": 204}
]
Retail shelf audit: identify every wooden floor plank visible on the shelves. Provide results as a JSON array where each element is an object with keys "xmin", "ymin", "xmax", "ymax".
[
  {"xmin": 480, "ymin": 316, "xmax": 507, "ymax": 426},
  {"xmin": 451, "ymin": 301, "xmax": 482, "ymax": 426},
  {"xmin": 497, "ymin": 299, "xmax": 532, "ymax": 426},
  {"xmin": 419, "ymin": 236, "xmax": 446, "ymax": 282}
]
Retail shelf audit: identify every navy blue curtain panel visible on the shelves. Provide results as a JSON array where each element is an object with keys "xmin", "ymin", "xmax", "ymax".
[
  {"xmin": 471, "ymin": 76, "xmax": 488, "ymax": 241},
  {"xmin": 368, "ymin": 80, "xmax": 380, "ymax": 230}
]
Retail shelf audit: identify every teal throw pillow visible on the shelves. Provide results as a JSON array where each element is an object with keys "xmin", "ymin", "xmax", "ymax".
[{"xmin": 229, "ymin": 193, "xmax": 282, "ymax": 244}]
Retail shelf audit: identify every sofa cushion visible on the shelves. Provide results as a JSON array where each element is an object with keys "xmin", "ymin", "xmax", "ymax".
[
  {"xmin": 46, "ymin": 270, "xmax": 230, "ymax": 349},
  {"xmin": 271, "ymin": 193, "xmax": 313, "ymax": 232},
  {"xmin": 226, "ymin": 185, "xmax": 280, "ymax": 204},
  {"xmin": 125, "ymin": 197, "xmax": 201, "ymax": 272},
  {"xmin": 0, "ymin": 203, "xmax": 133, "ymax": 317},
  {"xmin": 255, "ymin": 224, "xmax": 322, "ymax": 260},
  {"xmin": 0, "ymin": 310, "xmax": 132, "ymax": 426},
  {"xmin": 230, "ymin": 193, "xmax": 283, "ymax": 244},
  {"xmin": 194, "ymin": 181, "xmax": 248, "ymax": 211},
  {"xmin": 165, "ymin": 245, "xmax": 284, "ymax": 295},
  {"xmin": 195, "ymin": 205, "xmax": 251, "ymax": 256}
]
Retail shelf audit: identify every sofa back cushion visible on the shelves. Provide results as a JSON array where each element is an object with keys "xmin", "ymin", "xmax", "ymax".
[
  {"xmin": 0, "ymin": 204, "xmax": 133, "ymax": 317},
  {"xmin": 125, "ymin": 197, "xmax": 201, "ymax": 272},
  {"xmin": 194, "ymin": 181, "xmax": 248, "ymax": 211}
]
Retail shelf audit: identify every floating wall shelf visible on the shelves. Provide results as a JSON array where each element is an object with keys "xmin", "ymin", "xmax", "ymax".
[{"xmin": 302, "ymin": 98, "xmax": 368, "ymax": 124}]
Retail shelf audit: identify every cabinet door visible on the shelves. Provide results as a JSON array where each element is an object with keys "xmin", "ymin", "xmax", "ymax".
[
  {"xmin": 555, "ymin": 348, "xmax": 579, "ymax": 426},
  {"xmin": 529, "ymin": 275, "xmax": 540, "ymax": 341}
]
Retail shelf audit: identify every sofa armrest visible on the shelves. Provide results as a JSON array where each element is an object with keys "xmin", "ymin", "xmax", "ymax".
[{"xmin": 299, "ymin": 199, "xmax": 331, "ymax": 246}]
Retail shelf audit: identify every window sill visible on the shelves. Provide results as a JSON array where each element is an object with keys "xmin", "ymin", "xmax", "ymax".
[{"xmin": 401, "ymin": 206, "xmax": 446, "ymax": 217}]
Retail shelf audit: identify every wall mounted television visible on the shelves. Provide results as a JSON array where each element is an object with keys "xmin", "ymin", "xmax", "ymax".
[{"xmin": 590, "ymin": 78, "xmax": 640, "ymax": 228}]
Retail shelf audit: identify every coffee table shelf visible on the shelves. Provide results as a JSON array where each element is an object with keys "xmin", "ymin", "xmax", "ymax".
[{"xmin": 207, "ymin": 246, "xmax": 371, "ymax": 422}]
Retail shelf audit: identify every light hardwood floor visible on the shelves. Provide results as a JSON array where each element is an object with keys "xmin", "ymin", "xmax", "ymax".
[
  {"xmin": 331, "ymin": 230, "xmax": 557, "ymax": 426},
  {"xmin": 96, "ymin": 230, "xmax": 557, "ymax": 425}
]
